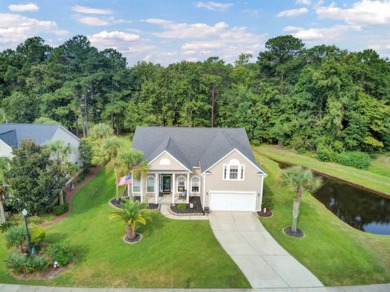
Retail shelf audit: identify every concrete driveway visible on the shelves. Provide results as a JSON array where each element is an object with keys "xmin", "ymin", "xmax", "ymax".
[{"xmin": 209, "ymin": 211, "xmax": 323, "ymax": 289}]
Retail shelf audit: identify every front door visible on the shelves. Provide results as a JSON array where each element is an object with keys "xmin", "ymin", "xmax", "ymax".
[{"xmin": 162, "ymin": 175, "xmax": 172, "ymax": 193}]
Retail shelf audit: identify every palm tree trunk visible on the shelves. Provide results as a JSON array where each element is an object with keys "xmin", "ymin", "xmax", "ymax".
[
  {"xmin": 115, "ymin": 169, "xmax": 119, "ymax": 202},
  {"xmin": 0, "ymin": 199, "xmax": 6, "ymax": 223},
  {"xmin": 126, "ymin": 224, "xmax": 135, "ymax": 240},
  {"xmin": 59, "ymin": 188, "xmax": 64, "ymax": 205},
  {"xmin": 292, "ymin": 199, "xmax": 300, "ymax": 232}
]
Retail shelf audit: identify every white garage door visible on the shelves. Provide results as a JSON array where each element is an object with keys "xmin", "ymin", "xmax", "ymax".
[{"xmin": 209, "ymin": 191, "xmax": 257, "ymax": 211}]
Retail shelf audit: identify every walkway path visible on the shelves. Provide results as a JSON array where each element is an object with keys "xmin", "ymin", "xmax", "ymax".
[{"xmin": 209, "ymin": 211, "xmax": 323, "ymax": 289}]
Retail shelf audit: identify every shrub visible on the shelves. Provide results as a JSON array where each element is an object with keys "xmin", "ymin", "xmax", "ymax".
[
  {"xmin": 297, "ymin": 147, "xmax": 306, "ymax": 154},
  {"xmin": 177, "ymin": 204, "xmax": 188, "ymax": 211},
  {"xmin": 7, "ymin": 252, "xmax": 28, "ymax": 274},
  {"xmin": 335, "ymin": 151, "xmax": 371, "ymax": 169},
  {"xmin": 316, "ymin": 144, "xmax": 335, "ymax": 162},
  {"xmin": 30, "ymin": 226, "xmax": 45, "ymax": 246},
  {"xmin": 28, "ymin": 254, "xmax": 50, "ymax": 272},
  {"xmin": 251, "ymin": 139, "xmax": 261, "ymax": 146},
  {"xmin": 0, "ymin": 221, "xmax": 15, "ymax": 234},
  {"xmin": 262, "ymin": 192, "xmax": 274, "ymax": 210},
  {"xmin": 46, "ymin": 243, "xmax": 73, "ymax": 266},
  {"xmin": 7, "ymin": 252, "xmax": 49, "ymax": 274},
  {"xmin": 52, "ymin": 203, "xmax": 69, "ymax": 216},
  {"xmin": 5, "ymin": 226, "xmax": 25, "ymax": 251}
]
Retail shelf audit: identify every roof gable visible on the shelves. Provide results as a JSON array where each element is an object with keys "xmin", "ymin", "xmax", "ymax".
[
  {"xmin": 133, "ymin": 126, "xmax": 262, "ymax": 172},
  {"xmin": 0, "ymin": 124, "xmax": 60, "ymax": 148}
]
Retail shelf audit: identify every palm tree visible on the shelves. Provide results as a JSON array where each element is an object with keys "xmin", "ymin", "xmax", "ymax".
[
  {"xmin": 281, "ymin": 166, "xmax": 322, "ymax": 233},
  {"xmin": 92, "ymin": 136, "xmax": 122, "ymax": 201},
  {"xmin": 46, "ymin": 140, "xmax": 77, "ymax": 205},
  {"xmin": 110, "ymin": 200, "xmax": 149, "ymax": 240}
]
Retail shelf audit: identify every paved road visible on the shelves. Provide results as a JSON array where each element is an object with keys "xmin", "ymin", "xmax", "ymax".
[{"xmin": 209, "ymin": 211, "xmax": 323, "ymax": 289}]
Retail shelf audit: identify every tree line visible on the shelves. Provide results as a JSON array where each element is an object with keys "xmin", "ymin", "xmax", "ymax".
[{"xmin": 0, "ymin": 35, "xmax": 389, "ymax": 154}]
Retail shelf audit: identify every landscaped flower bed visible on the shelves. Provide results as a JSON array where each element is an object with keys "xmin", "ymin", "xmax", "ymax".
[{"xmin": 170, "ymin": 197, "xmax": 204, "ymax": 215}]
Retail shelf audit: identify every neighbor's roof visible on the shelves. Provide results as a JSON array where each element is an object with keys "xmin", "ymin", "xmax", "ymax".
[
  {"xmin": 0, "ymin": 124, "xmax": 61, "ymax": 148},
  {"xmin": 133, "ymin": 126, "xmax": 264, "ymax": 173}
]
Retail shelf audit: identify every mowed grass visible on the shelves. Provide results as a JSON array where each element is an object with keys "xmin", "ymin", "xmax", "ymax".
[
  {"xmin": 369, "ymin": 153, "xmax": 390, "ymax": 178},
  {"xmin": 0, "ymin": 168, "xmax": 249, "ymax": 288},
  {"xmin": 253, "ymin": 147, "xmax": 390, "ymax": 286},
  {"xmin": 256, "ymin": 145, "xmax": 390, "ymax": 196}
]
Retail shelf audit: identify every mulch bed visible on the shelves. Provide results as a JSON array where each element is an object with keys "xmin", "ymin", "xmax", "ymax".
[
  {"xmin": 110, "ymin": 197, "xmax": 159, "ymax": 210},
  {"xmin": 257, "ymin": 209, "xmax": 273, "ymax": 218},
  {"xmin": 283, "ymin": 227, "xmax": 304, "ymax": 237},
  {"xmin": 123, "ymin": 233, "xmax": 142, "ymax": 244},
  {"xmin": 170, "ymin": 196, "xmax": 204, "ymax": 214},
  {"xmin": 10, "ymin": 260, "xmax": 75, "ymax": 280}
]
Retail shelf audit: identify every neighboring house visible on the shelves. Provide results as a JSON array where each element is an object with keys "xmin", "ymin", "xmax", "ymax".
[
  {"xmin": 132, "ymin": 126, "xmax": 267, "ymax": 212},
  {"xmin": 0, "ymin": 124, "xmax": 81, "ymax": 164}
]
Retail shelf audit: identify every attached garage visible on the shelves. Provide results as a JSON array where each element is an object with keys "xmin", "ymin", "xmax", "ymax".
[{"xmin": 209, "ymin": 191, "xmax": 257, "ymax": 212}]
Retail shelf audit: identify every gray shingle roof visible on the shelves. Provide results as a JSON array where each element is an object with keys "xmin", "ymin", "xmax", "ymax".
[
  {"xmin": 133, "ymin": 126, "xmax": 262, "ymax": 173},
  {"xmin": 0, "ymin": 124, "xmax": 60, "ymax": 148}
]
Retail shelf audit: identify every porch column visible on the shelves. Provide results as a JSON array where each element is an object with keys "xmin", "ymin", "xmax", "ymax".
[
  {"xmin": 259, "ymin": 175, "xmax": 264, "ymax": 210},
  {"xmin": 186, "ymin": 173, "xmax": 190, "ymax": 203},
  {"xmin": 202, "ymin": 174, "xmax": 206, "ymax": 210},
  {"xmin": 172, "ymin": 173, "xmax": 176, "ymax": 204},
  {"xmin": 140, "ymin": 175, "xmax": 144, "ymax": 203},
  {"xmin": 154, "ymin": 173, "xmax": 158, "ymax": 204}
]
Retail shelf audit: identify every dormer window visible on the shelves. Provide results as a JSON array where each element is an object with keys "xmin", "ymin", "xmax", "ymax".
[{"xmin": 223, "ymin": 159, "xmax": 245, "ymax": 181}]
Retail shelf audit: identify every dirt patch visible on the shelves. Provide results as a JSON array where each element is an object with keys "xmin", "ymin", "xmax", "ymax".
[{"xmin": 283, "ymin": 227, "xmax": 304, "ymax": 237}]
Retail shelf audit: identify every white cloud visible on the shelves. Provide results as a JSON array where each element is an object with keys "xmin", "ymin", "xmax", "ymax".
[
  {"xmin": 292, "ymin": 25, "xmax": 351, "ymax": 40},
  {"xmin": 72, "ymin": 5, "xmax": 112, "ymax": 15},
  {"xmin": 283, "ymin": 26, "xmax": 304, "ymax": 32},
  {"xmin": 316, "ymin": 0, "xmax": 390, "ymax": 26},
  {"xmin": 78, "ymin": 17, "xmax": 109, "ymax": 26},
  {"xmin": 196, "ymin": 1, "xmax": 233, "ymax": 11},
  {"xmin": 89, "ymin": 31, "xmax": 140, "ymax": 43},
  {"xmin": 296, "ymin": 0, "xmax": 311, "ymax": 5},
  {"xmin": 143, "ymin": 18, "xmax": 172, "ymax": 25},
  {"xmin": 277, "ymin": 7, "xmax": 309, "ymax": 17},
  {"xmin": 76, "ymin": 16, "xmax": 131, "ymax": 26},
  {"xmin": 153, "ymin": 21, "xmax": 229, "ymax": 39},
  {"xmin": 8, "ymin": 3, "xmax": 39, "ymax": 12},
  {"xmin": 0, "ymin": 13, "xmax": 67, "ymax": 45}
]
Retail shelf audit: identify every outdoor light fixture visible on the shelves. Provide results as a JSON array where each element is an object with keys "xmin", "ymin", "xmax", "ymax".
[{"xmin": 22, "ymin": 208, "xmax": 32, "ymax": 256}]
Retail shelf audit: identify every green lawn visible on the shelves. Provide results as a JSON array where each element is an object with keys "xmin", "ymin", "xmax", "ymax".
[
  {"xmin": 369, "ymin": 153, "xmax": 390, "ymax": 178},
  {"xmin": 253, "ymin": 147, "xmax": 390, "ymax": 286},
  {"xmin": 255, "ymin": 145, "xmax": 390, "ymax": 196},
  {"xmin": 0, "ymin": 168, "xmax": 249, "ymax": 288}
]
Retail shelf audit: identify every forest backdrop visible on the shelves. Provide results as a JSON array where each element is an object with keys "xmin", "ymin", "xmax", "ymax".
[{"xmin": 0, "ymin": 35, "xmax": 389, "ymax": 154}]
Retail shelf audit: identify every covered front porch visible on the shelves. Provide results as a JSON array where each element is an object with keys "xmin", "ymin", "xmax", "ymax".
[{"xmin": 132, "ymin": 171, "xmax": 203, "ymax": 206}]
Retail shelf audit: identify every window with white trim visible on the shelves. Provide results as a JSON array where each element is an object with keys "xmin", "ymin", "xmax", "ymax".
[
  {"xmin": 146, "ymin": 176, "xmax": 155, "ymax": 192},
  {"xmin": 177, "ymin": 175, "xmax": 186, "ymax": 192},
  {"xmin": 191, "ymin": 176, "xmax": 200, "ymax": 192},
  {"xmin": 223, "ymin": 159, "xmax": 245, "ymax": 181},
  {"xmin": 133, "ymin": 179, "xmax": 140, "ymax": 193}
]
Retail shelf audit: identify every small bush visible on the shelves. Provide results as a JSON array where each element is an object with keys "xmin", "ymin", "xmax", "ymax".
[
  {"xmin": 30, "ymin": 226, "xmax": 46, "ymax": 246},
  {"xmin": 52, "ymin": 203, "xmax": 69, "ymax": 216},
  {"xmin": 177, "ymin": 204, "xmax": 188, "ymax": 211},
  {"xmin": 7, "ymin": 252, "xmax": 49, "ymax": 274},
  {"xmin": 46, "ymin": 243, "xmax": 73, "ymax": 266},
  {"xmin": 7, "ymin": 252, "xmax": 28, "ymax": 274},
  {"xmin": 5, "ymin": 226, "xmax": 25, "ymax": 251},
  {"xmin": 0, "ymin": 221, "xmax": 15, "ymax": 234},
  {"xmin": 251, "ymin": 139, "xmax": 261, "ymax": 146},
  {"xmin": 297, "ymin": 147, "xmax": 306, "ymax": 154},
  {"xmin": 316, "ymin": 144, "xmax": 335, "ymax": 162},
  {"xmin": 335, "ymin": 151, "xmax": 371, "ymax": 169}
]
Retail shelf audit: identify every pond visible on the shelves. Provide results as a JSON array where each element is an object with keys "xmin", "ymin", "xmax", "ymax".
[
  {"xmin": 313, "ymin": 176, "xmax": 390, "ymax": 235},
  {"xmin": 278, "ymin": 162, "xmax": 390, "ymax": 235}
]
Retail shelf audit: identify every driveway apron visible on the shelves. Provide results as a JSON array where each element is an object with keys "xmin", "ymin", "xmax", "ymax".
[{"xmin": 209, "ymin": 211, "xmax": 324, "ymax": 289}]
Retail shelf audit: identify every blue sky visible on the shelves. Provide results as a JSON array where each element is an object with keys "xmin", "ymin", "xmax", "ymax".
[{"xmin": 0, "ymin": 0, "xmax": 389, "ymax": 65}]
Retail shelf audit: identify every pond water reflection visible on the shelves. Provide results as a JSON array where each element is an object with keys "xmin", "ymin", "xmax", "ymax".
[
  {"xmin": 278, "ymin": 162, "xmax": 390, "ymax": 235},
  {"xmin": 313, "ymin": 176, "xmax": 390, "ymax": 235}
]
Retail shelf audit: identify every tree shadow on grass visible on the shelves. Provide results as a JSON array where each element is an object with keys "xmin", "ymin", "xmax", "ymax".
[{"xmin": 137, "ymin": 211, "xmax": 165, "ymax": 238}]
